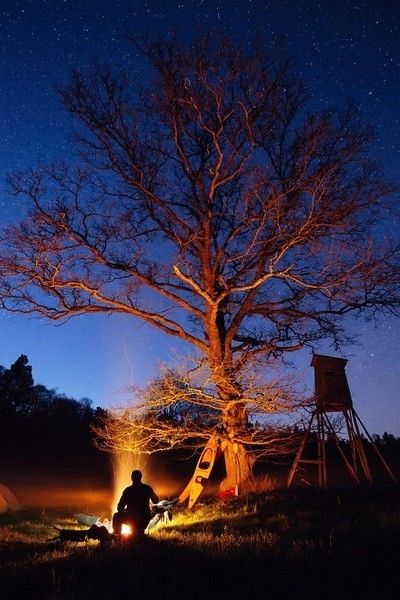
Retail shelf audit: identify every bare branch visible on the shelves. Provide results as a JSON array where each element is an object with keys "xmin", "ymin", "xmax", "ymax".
[{"xmin": 1, "ymin": 36, "xmax": 399, "ymax": 483}]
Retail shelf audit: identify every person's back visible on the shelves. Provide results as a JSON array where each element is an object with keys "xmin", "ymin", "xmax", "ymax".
[
  {"xmin": 114, "ymin": 470, "xmax": 159, "ymax": 537},
  {"xmin": 118, "ymin": 481, "xmax": 157, "ymax": 523}
]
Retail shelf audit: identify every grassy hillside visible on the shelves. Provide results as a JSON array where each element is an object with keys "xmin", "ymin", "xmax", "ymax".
[{"xmin": 1, "ymin": 486, "xmax": 400, "ymax": 599}]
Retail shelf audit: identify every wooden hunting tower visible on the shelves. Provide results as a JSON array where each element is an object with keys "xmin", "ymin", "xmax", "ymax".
[
  {"xmin": 287, "ymin": 354, "xmax": 396, "ymax": 488},
  {"xmin": 311, "ymin": 354, "xmax": 352, "ymax": 412}
]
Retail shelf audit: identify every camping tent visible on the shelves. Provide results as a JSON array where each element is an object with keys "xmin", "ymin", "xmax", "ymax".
[{"xmin": 0, "ymin": 484, "xmax": 20, "ymax": 513}]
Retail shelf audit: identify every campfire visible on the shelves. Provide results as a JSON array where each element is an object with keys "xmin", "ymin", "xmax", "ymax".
[{"xmin": 120, "ymin": 524, "xmax": 132, "ymax": 536}]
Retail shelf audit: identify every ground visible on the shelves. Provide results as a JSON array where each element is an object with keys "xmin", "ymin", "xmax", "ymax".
[{"xmin": 1, "ymin": 486, "xmax": 400, "ymax": 599}]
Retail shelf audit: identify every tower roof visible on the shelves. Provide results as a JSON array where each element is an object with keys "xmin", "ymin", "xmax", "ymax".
[{"xmin": 311, "ymin": 354, "xmax": 348, "ymax": 368}]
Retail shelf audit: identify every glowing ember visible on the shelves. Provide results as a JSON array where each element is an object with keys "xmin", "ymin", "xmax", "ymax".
[{"xmin": 121, "ymin": 524, "xmax": 132, "ymax": 536}]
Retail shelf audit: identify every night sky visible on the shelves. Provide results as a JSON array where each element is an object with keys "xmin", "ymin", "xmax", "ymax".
[{"xmin": 0, "ymin": 0, "xmax": 399, "ymax": 435}]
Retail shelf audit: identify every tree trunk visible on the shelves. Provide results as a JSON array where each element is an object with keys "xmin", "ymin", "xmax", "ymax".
[
  {"xmin": 220, "ymin": 400, "xmax": 253, "ymax": 493},
  {"xmin": 220, "ymin": 440, "xmax": 252, "ymax": 494},
  {"xmin": 211, "ymin": 352, "xmax": 253, "ymax": 493}
]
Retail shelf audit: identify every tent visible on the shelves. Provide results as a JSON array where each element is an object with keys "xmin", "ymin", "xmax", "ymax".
[{"xmin": 0, "ymin": 484, "xmax": 20, "ymax": 513}]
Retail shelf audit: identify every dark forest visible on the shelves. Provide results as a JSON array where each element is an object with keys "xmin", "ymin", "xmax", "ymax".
[{"xmin": 0, "ymin": 355, "xmax": 110, "ymax": 487}]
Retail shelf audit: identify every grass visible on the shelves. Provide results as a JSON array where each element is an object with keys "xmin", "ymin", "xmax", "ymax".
[{"xmin": 1, "ymin": 486, "xmax": 400, "ymax": 599}]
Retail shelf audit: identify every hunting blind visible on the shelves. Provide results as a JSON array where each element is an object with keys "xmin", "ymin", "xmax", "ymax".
[
  {"xmin": 287, "ymin": 354, "xmax": 396, "ymax": 488},
  {"xmin": 312, "ymin": 354, "xmax": 352, "ymax": 412}
]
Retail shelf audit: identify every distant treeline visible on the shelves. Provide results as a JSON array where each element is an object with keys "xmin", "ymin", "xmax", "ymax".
[{"xmin": 0, "ymin": 355, "xmax": 111, "ymax": 486}]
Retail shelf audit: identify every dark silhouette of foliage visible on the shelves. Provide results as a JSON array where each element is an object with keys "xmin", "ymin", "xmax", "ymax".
[
  {"xmin": 0, "ymin": 354, "xmax": 35, "ymax": 416},
  {"xmin": 0, "ymin": 355, "xmax": 110, "ymax": 485}
]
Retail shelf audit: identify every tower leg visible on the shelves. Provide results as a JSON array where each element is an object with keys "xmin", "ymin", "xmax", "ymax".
[
  {"xmin": 344, "ymin": 410, "xmax": 359, "ymax": 477},
  {"xmin": 317, "ymin": 412, "xmax": 327, "ymax": 487},
  {"xmin": 287, "ymin": 411, "xmax": 316, "ymax": 487},
  {"xmin": 322, "ymin": 413, "xmax": 360, "ymax": 484},
  {"xmin": 347, "ymin": 409, "xmax": 372, "ymax": 483},
  {"xmin": 352, "ymin": 410, "xmax": 397, "ymax": 483}
]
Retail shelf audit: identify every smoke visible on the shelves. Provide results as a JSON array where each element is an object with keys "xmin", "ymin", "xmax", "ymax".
[
  {"xmin": 111, "ymin": 451, "xmax": 141, "ymax": 513},
  {"xmin": 111, "ymin": 451, "xmax": 187, "ymax": 509},
  {"xmin": 13, "ymin": 486, "xmax": 112, "ymax": 513}
]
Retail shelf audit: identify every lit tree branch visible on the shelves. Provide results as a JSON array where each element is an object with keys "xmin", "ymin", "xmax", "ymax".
[{"xmin": 1, "ymin": 36, "xmax": 399, "ymax": 483}]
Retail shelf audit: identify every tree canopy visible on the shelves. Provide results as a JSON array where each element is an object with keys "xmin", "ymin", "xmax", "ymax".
[{"xmin": 0, "ymin": 37, "xmax": 399, "ymax": 482}]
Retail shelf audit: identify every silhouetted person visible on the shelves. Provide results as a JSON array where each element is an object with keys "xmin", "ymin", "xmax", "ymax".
[{"xmin": 112, "ymin": 470, "xmax": 159, "ymax": 538}]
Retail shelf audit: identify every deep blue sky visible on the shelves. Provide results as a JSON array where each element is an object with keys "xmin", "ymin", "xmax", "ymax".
[{"xmin": 0, "ymin": 0, "xmax": 399, "ymax": 434}]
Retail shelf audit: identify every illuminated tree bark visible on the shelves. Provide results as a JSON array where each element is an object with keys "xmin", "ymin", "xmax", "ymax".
[{"xmin": 1, "ymin": 37, "xmax": 399, "ymax": 489}]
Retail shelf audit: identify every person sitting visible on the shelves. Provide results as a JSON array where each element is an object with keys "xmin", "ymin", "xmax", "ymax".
[{"xmin": 112, "ymin": 470, "xmax": 159, "ymax": 538}]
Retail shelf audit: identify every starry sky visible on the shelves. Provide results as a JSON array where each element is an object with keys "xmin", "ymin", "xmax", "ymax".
[{"xmin": 0, "ymin": 0, "xmax": 399, "ymax": 435}]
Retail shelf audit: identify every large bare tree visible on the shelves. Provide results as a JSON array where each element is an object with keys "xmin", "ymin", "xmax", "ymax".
[{"xmin": 0, "ymin": 37, "xmax": 398, "ymax": 489}]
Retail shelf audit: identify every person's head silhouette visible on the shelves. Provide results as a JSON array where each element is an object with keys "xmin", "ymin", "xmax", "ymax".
[{"xmin": 131, "ymin": 469, "xmax": 142, "ymax": 483}]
